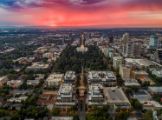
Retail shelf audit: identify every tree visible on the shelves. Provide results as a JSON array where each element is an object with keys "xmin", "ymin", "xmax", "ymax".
[
  {"xmin": 115, "ymin": 110, "xmax": 129, "ymax": 120},
  {"xmin": 73, "ymin": 115, "xmax": 79, "ymax": 120},
  {"xmin": 53, "ymin": 45, "xmax": 107, "ymax": 73},
  {"xmin": 52, "ymin": 108, "xmax": 60, "ymax": 116},
  {"xmin": 130, "ymin": 99, "xmax": 143, "ymax": 110},
  {"xmin": 143, "ymin": 111, "xmax": 153, "ymax": 120},
  {"xmin": 86, "ymin": 105, "xmax": 111, "ymax": 120}
]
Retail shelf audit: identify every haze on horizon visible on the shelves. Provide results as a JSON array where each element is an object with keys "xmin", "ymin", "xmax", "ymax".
[{"xmin": 0, "ymin": 0, "xmax": 162, "ymax": 28}]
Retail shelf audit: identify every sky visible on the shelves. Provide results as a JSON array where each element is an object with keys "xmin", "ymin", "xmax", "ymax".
[{"xmin": 0, "ymin": 0, "xmax": 162, "ymax": 28}]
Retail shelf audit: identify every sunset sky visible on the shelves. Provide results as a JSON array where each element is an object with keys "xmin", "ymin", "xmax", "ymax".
[{"xmin": 0, "ymin": 0, "xmax": 162, "ymax": 27}]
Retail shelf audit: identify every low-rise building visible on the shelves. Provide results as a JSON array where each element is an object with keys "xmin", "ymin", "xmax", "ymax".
[
  {"xmin": 0, "ymin": 76, "xmax": 8, "ymax": 87},
  {"xmin": 88, "ymin": 71, "xmax": 117, "ymax": 86},
  {"xmin": 64, "ymin": 71, "xmax": 76, "ymax": 84},
  {"xmin": 7, "ymin": 96, "xmax": 28, "ymax": 103},
  {"xmin": 35, "ymin": 74, "xmax": 45, "ymax": 80},
  {"xmin": 153, "ymin": 49, "xmax": 162, "ymax": 64},
  {"xmin": 46, "ymin": 73, "xmax": 64, "ymax": 88},
  {"xmin": 7, "ymin": 80, "xmax": 23, "ymax": 88},
  {"xmin": 26, "ymin": 62, "xmax": 50, "ymax": 72},
  {"xmin": 103, "ymin": 87, "xmax": 131, "ymax": 108},
  {"xmin": 37, "ymin": 91, "xmax": 57, "ymax": 110},
  {"xmin": 10, "ymin": 89, "xmax": 32, "ymax": 96},
  {"xmin": 56, "ymin": 84, "xmax": 75, "ymax": 106},
  {"xmin": 148, "ymin": 87, "xmax": 162, "ymax": 95},
  {"xmin": 133, "ymin": 90, "xmax": 162, "ymax": 109},
  {"xmin": 151, "ymin": 68, "xmax": 162, "ymax": 78},
  {"xmin": 13, "ymin": 57, "xmax": 33, "ymax": 65},
  {"xmin": 133, "ymin": 90, "xmax": 152, "ymax": 104},
  {"xmin": 142, "ymin": 100, "xmax": 162, "ymax": 110},
  {"xmin": 51, "ymin": 117, "xmax": 73, "ymax": 120},
  {"xmin": 27, "ymin": 80, "xmax": 40, "ymax": 86},
  {"xmin": 125, "ymin": 58, "xmax": 156, "ymax": 69},
  {"xmin": 124, "ymin": 79, "xmax": 140, "ymax": 87},
  {"xmin": 132, "ymin": 71, "xmax": 149, "ymax": 81},
  {"xmin": 87, "ymin": 84, "xmax": 105, "ymax": 106}
]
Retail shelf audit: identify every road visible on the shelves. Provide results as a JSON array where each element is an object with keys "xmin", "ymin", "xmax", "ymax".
[{"xmin": 78, "ymin": 99, "xmax": 86, "ymax": 120}]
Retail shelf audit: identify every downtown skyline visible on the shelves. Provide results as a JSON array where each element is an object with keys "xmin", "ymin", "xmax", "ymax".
[{"xmin": 0, "ymin": 0, "xmax": 162, "ymax": 28}]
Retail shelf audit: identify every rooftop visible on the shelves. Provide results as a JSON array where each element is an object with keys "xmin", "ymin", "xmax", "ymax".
[
  {"xmin": 103, "ymin": 87, "xmax": 130, "ymax": 104},
  {"xmin": 59, "ymin": 84, "xmax": 73, "ymax": 95},
  {"xmin": 148, "ymin": 87, "xmax": 162, "ymax": 93},
  {"xmin": 124, "ymin": 79, "xmax": 140, "ymax": 87},
  {"xmin": 113, "ymin": 56, "xmax": 123, "ymax": 60},
  {"xmin": 125, "ymin": 58, "xmax": 157, "ymax": 67},
  {"xmin": 133, "ymin": 90, "xmax": 152, "ymax": 103},
  {"xmin": 88, "ymin": 84, "xmax": 103, "ymax": 98},
  {"xmin": 27, "ymin": 62, "xmax": 49, "ymax": 69},
  {"xmin": 88, "ymin": 71, "xmax": 116, "ymax": 81},
  {"xmin": 0, "ymin": 76, "xmax": 7, "ymax": 81},
  {"xmin": 64, "ymin": 71, "xmax": 76, "ymax": 80},
  {"xmin": 46, "ymin": 73, "xmax": 64, "ymax": 82},
  {"xmin": 51, "ymin": 116, "xmax": 73, "ymax": 120},
  {"xmin": 133, "ymin": 71, "xmax": 148, "ymax": 75}
]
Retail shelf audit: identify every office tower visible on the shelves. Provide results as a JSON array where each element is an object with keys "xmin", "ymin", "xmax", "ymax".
[
  {"xmin": 149, "ymin": 34, "xmax": 158, "ymax": 49},
  {"xmin": 121, "ymin": 33, "xmax": 142, "ymax": 58},
  {"xmin": 113, "ymin": 56, "xmax": 123, "ymax": 70},
  {"xmin": 154, "ymin": 49, "xmax": 162, "ymax": 64}
]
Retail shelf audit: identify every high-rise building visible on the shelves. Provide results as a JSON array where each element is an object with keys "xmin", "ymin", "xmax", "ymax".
[
  {"xmin": 131, "ymin": 40, "xmax": 143, "ymax": 58},
  {"xmin": 109, "ymin": 35, "xmax": 114, "ymax": 43},
  {"xmin": 149, "ymin": 34, "xmax": 159, "ymax": 49},
  {"xmin": 113, "ymin": 56, "xmax": 123, "ymax": 70},
  {"xmin": 121, "ymin": 33, "xmax": 143, "ymax": 58},
  {"xmin": 154, "ymin": 48, "xmax": 162, "ymax": 64},
  {"xmin": 119, "ymin": 65, "xmax": 131, "ymax": 80},
  {"xmin": 121, "ymin": 33, "xmax": 132, "ymax": 57}
]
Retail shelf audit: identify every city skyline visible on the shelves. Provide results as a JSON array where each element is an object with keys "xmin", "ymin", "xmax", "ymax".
[{"xmin": 0, "ymin": 0, "xmax": 162, "ymax": 28}]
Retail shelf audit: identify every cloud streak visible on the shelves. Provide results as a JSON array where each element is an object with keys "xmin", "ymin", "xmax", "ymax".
[{"xmin": 0, "ymin": 0, "xmax": 162, "ymax": 27}]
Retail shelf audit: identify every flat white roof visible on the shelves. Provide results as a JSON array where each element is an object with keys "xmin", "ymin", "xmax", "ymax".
[
  {"xmin": 46, "ymin": 73, "xmax": 64, "ymax": 82},
  {"xmin": 103, "ymin": 87, "xmax": 130, "ymax": 104},
  {"xmin": 51, "ymin": 117, "xmax": 73, "ymax": 120},
  {"xmin": 27, "ymin": 62, "xmax": 49, "ymax": 69},
  {"xmin": 113, "ymin": 56, "xmax": 123, "ymax": 60},
  {"xmin": 148, "ymin": 87, "xmax": 162, "ymax": 93},
  {"xmin": 0, "ymin": 76, "xmax": 7, "ymax": 81},
  {"xmin": 125, "ymin": 58, "xmax": 156, "ymax": 67},
  {"xmin": 124, "ymin": 79, "xmax": 140, "ymax": 87}
]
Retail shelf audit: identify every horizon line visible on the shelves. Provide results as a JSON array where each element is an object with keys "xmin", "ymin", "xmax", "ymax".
[{"xmin": 1, "ymin": 25, "xmax": 162, "ymax": 29}]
